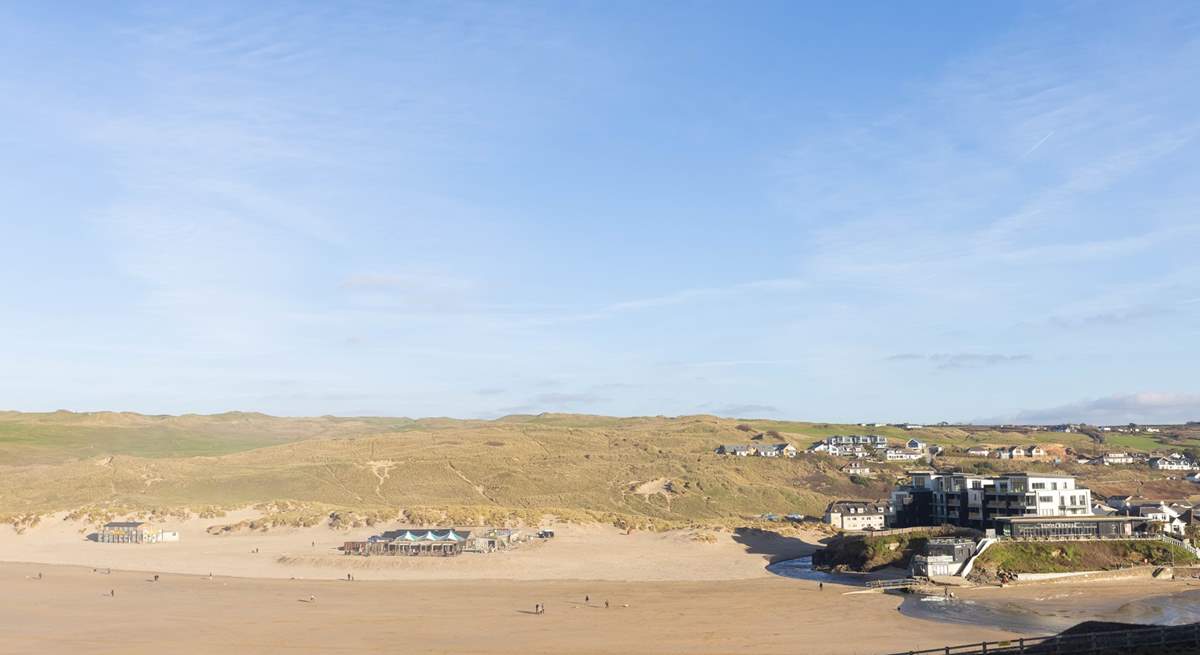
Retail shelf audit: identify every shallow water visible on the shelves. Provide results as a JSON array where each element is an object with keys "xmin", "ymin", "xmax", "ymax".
[
  {"xmin": 898, "ymin": 587, "xmax": 1200, "ymax": 634},
  {"xmin": 766, "ymin": 555, "xmax": 871, "ymax": 586},
  {"xmin": 896, "ymin": 594, "xmax": 1077, "ymax": 634},
  {"xmin": 771, "ymin": 555, "xmax": 1200, "ymax": 635}
]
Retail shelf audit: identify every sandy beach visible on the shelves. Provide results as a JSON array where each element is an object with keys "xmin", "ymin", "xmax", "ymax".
[
  {"xmin": 0, "ymin": 511, "xmax": 821, "ymax": 581},
  {"xmin": 0, "ymin": 561, "xmax": 1025, "ymax": 655},
  {"xmin": 1, "ymin": 514, "xmax": 1193, "ymax": 654}
]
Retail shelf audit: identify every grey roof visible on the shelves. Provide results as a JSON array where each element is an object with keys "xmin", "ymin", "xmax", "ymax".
[
  {"xmin": 827, "ymin": 500, "xmax": 887, "ymax": 514},
  {"xmin": 103, "ymin": 521, "xmax": 144, "ymax": 528}
]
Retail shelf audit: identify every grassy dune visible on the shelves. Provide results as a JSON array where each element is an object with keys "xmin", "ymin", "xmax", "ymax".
[
  {"xmin": 0, "ymin": 413, "xmax": 903, "ymax": 523},
  {"xmin": 1, "ymin": 411, "xmax": 1196, "ymax": 528}
]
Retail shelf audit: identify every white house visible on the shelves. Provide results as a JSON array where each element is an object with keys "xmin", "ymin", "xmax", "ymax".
[
  {"xmin": 1127, "ymin": 502, "xmax": 1187, "ymax": 536},
  {"xmin": 1150, "ymin": 457, "xmax": 1195, "ymax": 471},
  {"xmin": 841, "ymin": 462, "xmax": 872, "ymax": 477},
  {"xmin": 1101, "ymin": 452, "xmax": 1136, "ymax": 466},
  {"xmin": 994, "ymin": 446, "xmax": 1027, "ymax": 460},
  {"xmin": 966, "ymin": 446, "xmax": 991, "ymax": 457},
  {"xmin": 905, "ymin": 438, "xmax": 926, "ymax": 451},
  {"xmin": 824, "ymin": 500, "xmax": 888, "ymax": 531},
  {"xmin": 757, "ymin": 443, "xmax": 798, "ymax": 458},
  {"xmin": 885, "ymin": 448, "xmax": 923, "ymax": 462}
]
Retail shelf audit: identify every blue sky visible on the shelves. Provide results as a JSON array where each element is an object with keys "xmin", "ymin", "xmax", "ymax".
[{"xmin": 2, "ymin": 2, "xmax": 1199, "ymax": 424}]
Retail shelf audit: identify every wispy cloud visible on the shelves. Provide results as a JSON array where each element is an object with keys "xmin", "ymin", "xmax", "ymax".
[
  {"xmin": 495, "ymin": 391, "xmax": 611, "ymax": 415},
  {"xmin": 997, "ymin": 392, "xmax": 1200, "ymax": 425},
  {"xmin": 887, "ymin": 353, "xmax": 1031, "ymax": 369},
  {"xmin": 698, "ymin": 403, "xmax": 780, "ymax": 418}
]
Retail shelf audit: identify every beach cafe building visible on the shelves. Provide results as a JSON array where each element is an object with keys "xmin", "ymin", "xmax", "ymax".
[
  {"xmin": 97, "ymin": 521, "xmax": 181, "ymax": 544},
  {"xmin": 995, "ymin": 515, "xmax": 1145, "ymax": 540},
  {"xmin": 98, "ymin": 521, "xmax": 147, "ymax": 543},
  {"xmin": 342, "ymin": 529, "xmax": 471, "ymax": 557}
]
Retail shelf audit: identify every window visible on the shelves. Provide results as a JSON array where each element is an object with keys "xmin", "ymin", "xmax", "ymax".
[
  {"xmin": 1032, "ymin": 482, "xmax": 1046, "ymax": 490},
  {"xmin": 1039, "ymin": 496, "xmax": 1053, "ymax": 503}
]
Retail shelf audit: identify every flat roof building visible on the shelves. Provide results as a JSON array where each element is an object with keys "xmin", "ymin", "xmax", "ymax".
[
  {"xmin": 996, "ymin": 515, "xmax": 1145, "ymax": 540},
  {"xmin": 888, "ymin": 471, "xmax": 1092, "ymax": 531}
]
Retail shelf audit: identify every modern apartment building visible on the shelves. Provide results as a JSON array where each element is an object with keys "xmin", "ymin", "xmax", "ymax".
[{"xmin": 888, "ymin": 471, "xmax": 1092, "ymax": 531}]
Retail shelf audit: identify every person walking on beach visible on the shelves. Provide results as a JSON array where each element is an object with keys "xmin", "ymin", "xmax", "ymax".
[
  {"xmin": 819, "ymin": 582, "xmax": 823, "ymax": 591},
  {"xmin": 605, "ymin": 600, "xmax": 609, "ymax": 609},
  {"xmin": 153, "ymin": 574, "xmax": 159, "ymax": 582},
  {"xmin": 585, "ymin": 594, "xmax": 589, "ymax": 604}
]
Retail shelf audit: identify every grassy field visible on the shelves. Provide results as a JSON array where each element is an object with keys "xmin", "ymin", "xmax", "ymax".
[{"xmin": 0, "ymin": 411, "xmax": 1196, "ymax": 528}]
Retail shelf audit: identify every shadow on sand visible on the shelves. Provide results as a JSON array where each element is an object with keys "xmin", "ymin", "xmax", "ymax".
[
  {"xmin": 732, "ymin": 527, "xmax": 821, "ymax": 565},
  {"xmin": 85, "ymin": 533, "xmax": 99, "ymax": 542}
]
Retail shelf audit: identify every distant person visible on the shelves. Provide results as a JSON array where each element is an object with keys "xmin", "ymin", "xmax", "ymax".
[
  {"xmin": 819, "ymin": 582, "xmax": 823, "ymax": 591},
  {"xmin": 605, "ymin": 600, "xmax": 609, "ymax": 609},
  {"xmin": 585, "ymin": 594, "xmax": 589, "ymax": 603},
  {"xmin": 153, "ymin": 574, "xmax": 159, "ymax": 582},
  {"xmin": 110, "ymin": 589, "xmax": 115, "ymax": 597}
]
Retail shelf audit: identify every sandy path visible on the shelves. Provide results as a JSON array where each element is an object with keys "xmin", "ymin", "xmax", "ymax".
[{"xmin": 0, "ymin": 562, "xmax": 1017, "ymax": 655}]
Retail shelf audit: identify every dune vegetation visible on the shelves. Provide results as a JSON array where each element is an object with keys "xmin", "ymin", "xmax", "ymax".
[{"xmin": 1, "ymin": 411, "xmax": 1197, "ymax": 530}]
